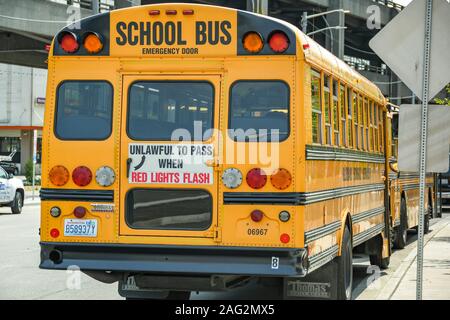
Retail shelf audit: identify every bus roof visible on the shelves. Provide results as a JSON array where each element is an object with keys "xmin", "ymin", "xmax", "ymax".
[{"xmin": 51, "ymin": 3, "xmax": 385, "ymax": 103}]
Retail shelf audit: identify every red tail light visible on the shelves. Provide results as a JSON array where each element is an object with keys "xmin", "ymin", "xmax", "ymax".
[
  {"xmin": 166, "ymin": 10, "xmax": 177, "ymax": 15},
  {"xmin": 59, "ymin": 32, "xmax": 79, "ymax": 53},
  {"xmin": 246, "ymin": 168, "xmax": 267, "ymax": 189},
  {"xmin": 183, "ymin": 9, "xmax": 194, "ymax": 15},
  {"xmin": 50, "ymin": 228, "xmax": 60, "ymax": 238},
  {"xmin": 74, "ymin": 206, "xmax": 87, "ymax": 219},
  {"xmin": 250, "ymin": 210, "xmax": 264, "ymax": 222},
  {"xmin": 280, "ymin": 233, "xmax": 290, "ymax": 244},
  {"xmin": 268, "ymin": 31, "xmax": 289, "ymax": 53},
  {"xmin": 149, "ymin": 10, "xmax": 160, "ymax": 15},
  {"xmin": 72, "ymin": 166, "xmax": 92, "ymax": 187}
]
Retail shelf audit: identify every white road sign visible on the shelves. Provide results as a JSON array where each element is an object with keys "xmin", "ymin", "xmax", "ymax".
[
  {"xmin": 369, "ymin": 0, "xmax": 450, "ymax": 102},
  {"xmin": 398, "ymin": 104, "xmax": 450, "ymax": 173}
]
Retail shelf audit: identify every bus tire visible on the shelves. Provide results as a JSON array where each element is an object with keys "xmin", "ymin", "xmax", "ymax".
[
  {"xmin": 424, "ymin": 212, "xmax": 430, "ymax": 235},
  {"xmin": 11, "ymin": 191, "xmax": 23, "ymax": 214},
  {"xmin": 369, "ymin": 242, "xmax": 390, "ymax": 270},
  {"xmin": 336, "ymin": 226, "xmax": 353, "ymax": 300},
  {"xmin": 393, "ymin": 198, "xmax": 407, "ymax": 249}
]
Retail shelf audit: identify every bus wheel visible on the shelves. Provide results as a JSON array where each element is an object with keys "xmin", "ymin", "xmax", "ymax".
[
  {"xmin": 11, "ymin": 191, "xmax": 23, "ymax": 214},
  {"xmin": 424, "ymin": 212, "xmax": 430, "ymax": 234},
  {"xmin": 369, "ymin": 236, "xmax": 390, "ymax": 270},
  {"xmin": 337, "ymin": 226, "xmax": 353, "ymax": 300},
  {"xmin": 393, "ymin": 198, "xmax": 407, "ymax": 249}
]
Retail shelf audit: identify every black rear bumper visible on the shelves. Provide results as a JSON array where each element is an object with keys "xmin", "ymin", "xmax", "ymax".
[{"xmin": 40, "ymin": 242, "xmax": 308, "ymax": 277}]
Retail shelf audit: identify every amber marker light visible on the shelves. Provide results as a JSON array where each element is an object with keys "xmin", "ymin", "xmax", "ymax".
[
  {"xmin": 242, "ymin": 32, "xmax": 264, "ymax": 53},
  {"xmin": 49, "ymin": 165, "xmax": 70, "ymax": 186},
  {"xmin": 83, "ymin": 32, "xmax": 103, "ymax": 54},
  {"xmin": 271, "ymin": 168, "xmax": 292, "ymax": 190}
]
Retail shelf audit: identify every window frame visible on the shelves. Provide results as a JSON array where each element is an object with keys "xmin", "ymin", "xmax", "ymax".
[
  {"xmin": 127, "ymin": 80, "xmax": 216, "ymax": 142},
  {"xmin": 228, "ymin": 79, "xmax": 291, "ymax": 143},
  {"xmin": 54, "ymin": 80, "xmax": 114, "ymax": 141},
  {"xmin": 311, "ymin": 70, "xmax": 323, "ymax": 144}
]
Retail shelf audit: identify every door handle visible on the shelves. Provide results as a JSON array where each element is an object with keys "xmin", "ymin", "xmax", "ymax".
[{"xmin": 126, "ymin": 158, "xmax": 132, "ymax": 178}]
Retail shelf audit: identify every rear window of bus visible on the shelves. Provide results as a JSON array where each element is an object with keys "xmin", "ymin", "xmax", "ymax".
[
  {"xmin": 229, "ymin": 81, "xmax": 289, "ymax": 142},
  {"xmin": 55, "ymin": 81, "xmax": 113, "ymax": 140},
  {"xmin": 127, "ymin": 81, "xmax": 214, "ymax": 141}
]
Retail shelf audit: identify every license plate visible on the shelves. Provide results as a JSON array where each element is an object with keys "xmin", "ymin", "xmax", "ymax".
[{"xmin": 64, "ymin": 219, "xmax": 98, "ymax": 237}]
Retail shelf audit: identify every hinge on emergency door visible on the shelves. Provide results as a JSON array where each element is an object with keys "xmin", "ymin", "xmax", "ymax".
[{"xmin": 213, "ymin": 227, "xmax": 222, "ymax": 243}]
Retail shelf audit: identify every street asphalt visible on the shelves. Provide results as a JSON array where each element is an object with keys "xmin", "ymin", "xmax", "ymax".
[{"xmin": 0, "ymin": 201, "xmax": 446, "ymax": 300}]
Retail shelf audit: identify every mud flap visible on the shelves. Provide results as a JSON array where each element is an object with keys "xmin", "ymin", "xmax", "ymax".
[{"xmin": 283, "ymin": 260, "xmax": 338, "ymax": 300}]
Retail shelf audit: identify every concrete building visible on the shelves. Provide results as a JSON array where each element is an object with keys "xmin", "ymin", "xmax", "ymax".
[{"xmin": 0, "ymin": 63, "xmax": 46, "ymax": 174}]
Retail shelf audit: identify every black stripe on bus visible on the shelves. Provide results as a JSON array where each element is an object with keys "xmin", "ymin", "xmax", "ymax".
[
  {"xmin": 223, "ymin": 183, "xmax": 385, "ymax": 205},
  {"xmin": 306, "ymin": 145, "xmax": 386, "ymax": 164},
  {"xmin": 308, "ymin": 245, "xmax": 339, "ymax": 273},
  {"xmin": 353, "ymin": 223, "xmax": 385, "ymax": 247},
  {"xmin": 40, "ymin": 188, "xmax": 114, "ymax": 202},
  {"xmin": 352, "ymin": 207, "xmax": 385, "ymax": 224},
  {"xmin": 304, "ymin": 221, "xmax": 341, "ymax": 245}
]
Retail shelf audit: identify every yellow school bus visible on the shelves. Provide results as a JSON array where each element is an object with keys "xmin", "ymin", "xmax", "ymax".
[
  {"xmin": 387, "ymin": 110, "xmax": 435, "ymax": 250},
  {"xmin": 40, "ymin": 3, "xmax": 393, "ymax": 300}
]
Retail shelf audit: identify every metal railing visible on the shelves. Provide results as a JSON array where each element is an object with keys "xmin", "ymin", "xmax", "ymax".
[
  {"xmin": 371, "ymin": 0, "xmax": 404, "ymax": 11},
  {"xmin": 48, "ymin": 0, "xmax": 115, "ymax": 12}
]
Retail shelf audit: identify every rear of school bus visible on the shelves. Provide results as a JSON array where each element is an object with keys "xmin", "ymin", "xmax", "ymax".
[{"xmin": 39, "ymin": 3, "xmax": 306, "ymax": 299}]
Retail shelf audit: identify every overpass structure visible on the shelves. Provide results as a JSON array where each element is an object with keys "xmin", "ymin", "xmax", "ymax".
[{"xmin": 0, "ymin": 0, "xmax": 412, "ymax": 102}]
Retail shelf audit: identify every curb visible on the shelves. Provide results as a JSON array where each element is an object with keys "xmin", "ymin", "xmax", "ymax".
[{"xmin": 376, "ymin": 216, "xmax": 450, "ymax": 300}]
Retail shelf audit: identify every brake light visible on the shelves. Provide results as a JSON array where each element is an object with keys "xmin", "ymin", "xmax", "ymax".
[
  {"xmin": 268, "ymin": 31, "xmax": 289, "ymax": 53},
  {"xmin": 250, "ymin": 210, "xmax": 264, "ymax": 222},
  {"xmin": 59, "ymin": 32, "xmax": 79, "ymax": 53},
  {"xmin": 243, "ymin": 32, "xmax": 264, "ymax": 53},
  {"xmin": 50, "ymin": 228, "xmax": 60, "ymax": 238},
  {"xmin": 280, "ymin": 233, "xmax": 290, "ymax": 244},
  {"xmin": 49, "ymin": 165, "xmax": 70, "ymax": 186},
  {"xmin": 246, "ymin": 168, "xmax": 267, "ymax": 189},
  {"xmin": 270, "ymin": 168, "xmax": 292, "ymax": 190},
  {"xmin": 74, "ymin": 206, "xmax": 87, "ymax": 219},
  {"xmin": 83, "ymin": 32, "xmax": 103, "ymax": 54},
  {"xmin": 72, "ymin": 166, "xmax": 92, "ymax": 187}
]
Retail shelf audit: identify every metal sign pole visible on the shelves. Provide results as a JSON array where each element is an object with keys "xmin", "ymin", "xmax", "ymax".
[{"xmin": 417, "ymin": 0, "xmax": 433, "ymax": 301}]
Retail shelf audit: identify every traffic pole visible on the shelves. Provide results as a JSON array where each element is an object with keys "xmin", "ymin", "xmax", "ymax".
[{"xmin": 417, "ymin": 0, "xmax": 433, "ymax": 301}]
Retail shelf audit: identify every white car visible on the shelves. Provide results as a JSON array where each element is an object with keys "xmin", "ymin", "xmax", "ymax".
[{"xmin": 0, "ymin": 166, "xmax": 25, "ymax": 214}]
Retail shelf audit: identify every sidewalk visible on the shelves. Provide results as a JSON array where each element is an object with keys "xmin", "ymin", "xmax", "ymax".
[
  {"xmin": 366, "ymin": 215, "xmax": 450, "ymax": 300},
  {"xmin": 389, "ymin": 216, "xmax": 450, "ymax": 300}
]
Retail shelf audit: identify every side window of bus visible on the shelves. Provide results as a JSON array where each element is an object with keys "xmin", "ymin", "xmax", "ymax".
[
  {"xmin": 229, "ymin": 81, "xmax": 289, "ymax": 142},
  {"xmin": 55, "ymin": 81, "xmax": 113, "ymax": 140},
  {"xmin": 324, "ymin": 75, "xmax": 332, "ymax": 145},
  {"xmin": 347, "ymin": 88, "xmax": 353, "ymax": 148},
  {"xmin": 332, "ymin": 79, "xmax": 339, "ymax": 146},
  {"xmin": 127, "ymin": 82, "xmax": 214, "ymax": 141},
  {"xmin": 311, "ymin": 70, "xmax": 322, "ymax": 144},
  {"xmin": 340, "ymin": 83, "xmax": 347, "ymax": 147},
  {"xmin": 353, "ymin": 91, "xmax": 358, "ymax": 149}
]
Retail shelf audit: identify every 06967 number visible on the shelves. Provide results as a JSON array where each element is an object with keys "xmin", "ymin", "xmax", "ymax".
[{"xmin": 247, "ymin": 228, "xmax": 268, "ymax": 236}]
